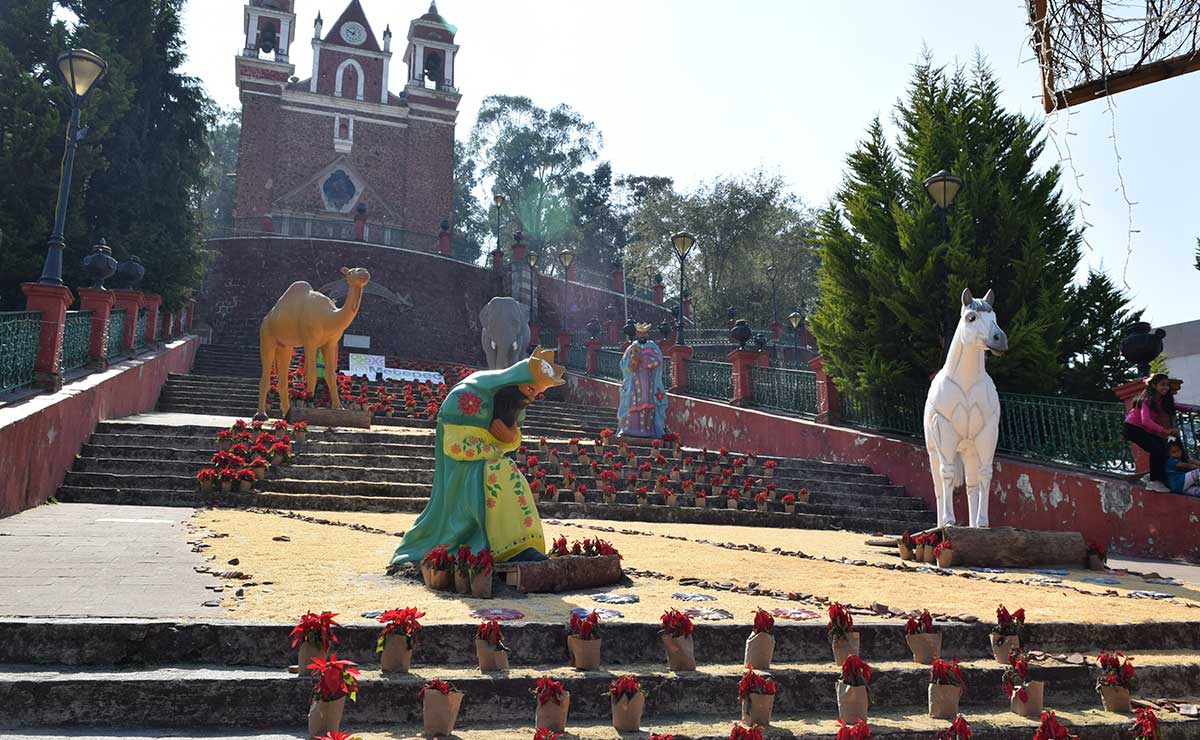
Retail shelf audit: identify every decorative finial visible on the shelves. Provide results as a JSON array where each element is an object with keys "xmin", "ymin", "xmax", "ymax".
[{"xmin": 429, "ymin": 1, "xmax": 438, "ymax": 12}]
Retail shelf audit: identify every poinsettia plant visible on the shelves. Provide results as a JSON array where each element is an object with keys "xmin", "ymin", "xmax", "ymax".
[
  {"xmin": 533, "ymin": 729, "xmax": 561, "ymax": 740},
  {"xmin": 609, "ymin": 674, "xmax": 644, "ymax": 701},
  {"xmin": 376, "ymin": 607, "xmax": 424, "ymax": 651},
  {"xmin": 1096, "ymin": 650, "xmax": 1136, "ymax": 691},
  {"xmin": 476, "ymin": 619, "xmax": 510, "ymax": 652},
  {"xmin": 570, "ymin": 610, "xmax": 601, "ymax": 640},
  {"xmin": 994, "ymin": 604, "xmax": 1025, "ymax": 636},
  {"xmin": 660, "ymin": 609, "xmax": 695, "ymax": 638},
  {"xmin": 1003, "ymin": 651, "xmax": 1031, "ymax": 701},
  {"xmin": 752, "ymin": 608, "xmax": 774, "ymax": 634},
  {"xmin": 840, "ymin": 654, "xmax": 873, "ymax": 687},
  {"xmin": 290, "ymin": 610, "xmax": 340, "ymax": 651},
  {"xmin": 738, "ymin": 667, "xmax": 777, "ymax": 698},
  {"xmin": 314, "ymin": 732, "xmax": 361, "ymax": 740},
  {"xmin": 764, "ymin": 460, "xmax": 777, "ymax": 470},
  {"xmin": 1032, "ymin": 710, "xmax": 1078, "ymax": 740},
  {"xmin": 308, "ymin": 654, "xmax": 360, "ymax": 702},
  {"xmin": 901, "ymin": 531, "xmax": 915, "ymax": 549},
  {"xmin": 836, "ymin": 719, "xmax": 871, "ymax": 740},
  {"xmin": 532, "ymin": 676, "xmax": 566, "ymax": 705},
  {"xmin": 470, "ymin": 548, "xmax": 494, "ymax": 575},
  {"xmin": 934, "ymin": 539, "xmax": 953, "ymax": 557},
  {"xmin": 781, "ymin": 493, "xmax": 796, "ymax": 505},
  {"xmin": 729, "ymin": 722, "xmax": 764, "ymax": 740},
  {"xmin": 930, "ymin": 658, "xmax": 966, "ymax": 688},
  {"xmin": 828, "ymin": 602, "xmax": 854, "ymax": 641},
  {"xmin": 905, "ymin": 610, "xmax": 939, "ymax": 635},
  {"xmin": 422, "ymin": 544, "xmax": 455, "ymax": 571},
  {"xmin": 417, "ymin": 678, "xmax": 456, "ymax": 698},
  {"xmin": 1132, "ymin": 708, "xmax": 1159, "ymax": 740},
  {"xmin": 936, "ymin": 715, "xmax": 971, "ymax": 740}
]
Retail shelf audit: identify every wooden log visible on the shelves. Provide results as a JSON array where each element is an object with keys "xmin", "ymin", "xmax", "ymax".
[
  {"xmin": 942, "ymin": 526, "xmax": 1087, "ymax": 568},
  {"xmin": 496, "ymin": 555, "xmax": 623, "ymax": 593}
]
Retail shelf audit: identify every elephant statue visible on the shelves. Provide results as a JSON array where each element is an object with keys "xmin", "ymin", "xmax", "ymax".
[{"xmin": 480, "ymin": 296, "xmax": 531, "ymax": 370}]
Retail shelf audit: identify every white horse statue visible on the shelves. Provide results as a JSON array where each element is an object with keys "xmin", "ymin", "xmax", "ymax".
[{"xmin": 924, "ymin": 288, "xmax": 1009, "ymax": 528}]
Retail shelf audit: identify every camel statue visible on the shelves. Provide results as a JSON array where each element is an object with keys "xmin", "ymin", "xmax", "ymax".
[
  {"xmin": 923, "ymin": 288, "xmax": 1008, "ymax": 528},
  {"xmin": 255, "ymin": 267, "xmax": 370, "ymax": 421}
]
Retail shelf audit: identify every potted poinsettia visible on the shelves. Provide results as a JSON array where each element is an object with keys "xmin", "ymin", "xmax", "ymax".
[
  {"xmin": 563, "ymin": 466, "xmax": 578, "ymax": 487},
  {"xmin": 567, "ymin": 610, "xmax": 602, "ymax": 670},
  {"xmin": 307, "ymin": 654, "xmax": 359, "ymax": 739},
  {"xmin": 218, "ymin": 467, "xmax": 238, "ymax": 492},
  {"xmin": 937, "ymin": 715, "xmax": 971, "ymax": 740},
  {"xmin": 532, "ymin": 676, "xmax": 570, "ymax": 733},
  {"xmin": 763, "ymin": 460, "xmax": 777, "ymax": 477},
  {"xmin": 475, "ymin": 619, "xmax": 510, "ymax": 671},
  {"xmin": 898, "ymin": 531, "xmax": 916, "ymax": 561},
  {"xmin": 664, "ymin": 488, "xmax": 679, "ymax": 507},
  {"xmin": 568, "ymin": 438, "xmax": 581, "ymax": 455},
  {"xmin": 1096, "ymin": 650, "xmax": 1135, "ymax": 713},
  {"xmin": 730, "ymin": 723, "xmax": 763, "ymax": 740},
  {"xmin": 739, "ymin": 667, "xmax": 777, "ymax": 726},
  {"xmin": 733, "ymin": 457, "xmax": 747, "ymax": 475},
  {"xmin": 609, "ymin": 674, "xmax": 646, "ymax": 732},
  {"xmin": 453, "ymin": 546, "xmax": 473, "ymax": 594},
  {"xmin": 1004, "ymin": 650, "xmax": 1044, "ymax": 717},
  {"xmin": 695, "ymin": 490, "xmax": 708, "ymax": 508},
  {"xmin": 669, "ymin": 465, "xmax": 682, "ymax": 483},
  {"xmin": 293, "ymin": 421, "xmax": 309, "ymax": 442},
  {"xmin": 419, "ymin": 679, "xmax": 463, "ymax": 737},
  {"xmin": 421, "ymin": 545, "xmax": 455, "ymax": 591},
  {"xmin": 1033, "ymin": 711, "xmax": 1077, "ymax": 740},
  {"xmin": 1087, "ymin": 541, "xmax": 1108, "ymax": 571},
  {"xmin": 928, "ymin": 658, "xmax": 966, "ymax": 719},
  {"xmin": 664, "ymin": 431, "xmax": 682, "ymax": 457},
  {"xmin": 710, "ymin": 474, "xmax": 725, "ymax": 498},
  {"xmin": 469, "ymin": 549, "xmax": 494, "ymax": 598},
  {"xmin": 991, "ymin": 605, "xmax": 1025, "ymax": 663},
  {"xmin": 754, "ymin": 491, "xmax": 769, "ymax": 512},
  {"xmin": 269, "ymin": 441, "xmax": 292, "ymax": 466},
  {"xmin": 828, "ymin": 603, "xmax": 860, "ymax": 666},
  {"xmin": 634, "ymin": 486, "xmax": 649, "ymax": 505},
  {"xmin": 1132, "ymin": 708, "xmax": 1159, "ymax": 740},
  {"xmin": 904, "ymin": 610, "xmax": 942, "ymax": 664},
  {"xmin": 837, "ymin": 654, "xmax": 872, "ymax": 723},
  {"xmin": 538, "ymin": 437, "xmax": 550, "ymax": 453},
  {"xmin": 781, "ymin": 493, "xmax": 797, "ymax": 514},
  {"xmin": 216, "ymin": 429, "xmax": 233, "ymax": 450},
  {"xmin": 727, "ymin": 489, "xmax": 741, "ymax": 510},
  {"xmin": 934, "ymin": 539, "xmax": 953, "ymax": 568},
  {"xmin": 835, "ymin": 718, "xmax": 871, "ymax": 740},
  {"xmin": 797, "ymin": 487, "xmax": 811, "ymax": 504},
  {"xmin": 376, "ymin": 607, "xmax": 424, "ymax": 673},
  {"xmin": 655, "ymin": 474, "xmax": 670, "ymax": 494},
  {"xmin": 746, "ymin": 607, "xmax": 776, "ymax": 669},
  {"xmin": 719, "ymin": 447, "xmax": 730, "ymax": 464},
  {"xmin": 196, "ymin": 468, "xmax": 217, "ymax": 492},
  {"xmin": 250, "ymin": 456, "xmax": 271, "ymax": 479},
  {"xmin": 236, "ymin": 467, "xmax": 257, "ymax": 492},
  {"xmin": 921, "ymin": 532, "xmax": 939, "ymax": 563},
  {"xmin": 290, "ymin": 610, "xmax": 340, "ymax": 669},
  {"xmin": 660, "ymin": 608, "xmax": 697, "ymax": 671}
]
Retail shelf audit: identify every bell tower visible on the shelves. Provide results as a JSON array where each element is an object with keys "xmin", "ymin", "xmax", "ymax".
[
  {"xmin": 405, "ymin": 1, "xmax": 460, "ymax": 94},
  {"xmin": 241, "ymin": 0, "xmax": 297, "ymax": 64}
]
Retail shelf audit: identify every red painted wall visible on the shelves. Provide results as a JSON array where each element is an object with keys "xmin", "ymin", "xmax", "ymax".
[
  {"xmin": 0, "ymin": 337, "xmax": 200, "ymax": 516},
  {"xmin": 564, "ymin": 374, "xmax": 1200, "ymax": 561}
]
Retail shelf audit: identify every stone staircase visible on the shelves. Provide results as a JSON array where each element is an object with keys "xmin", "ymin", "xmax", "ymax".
[{"xmin": 2, "ymin": 618, "xmax": 1198, "ymax": 737}]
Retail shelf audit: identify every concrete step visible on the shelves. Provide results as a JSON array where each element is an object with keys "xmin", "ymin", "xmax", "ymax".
[{"xmin": 2, "ymin": 657, "xmax": 1197, "ymax": 728}]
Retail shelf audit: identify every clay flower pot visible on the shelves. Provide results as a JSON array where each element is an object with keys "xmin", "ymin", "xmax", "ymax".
[
  {"xmin": 906, "ymin": 633, "xmax": 942, "ymax": 664},
  {"xmin": 611, "ymin": 693, "xmax": 645, "ymax": 732},
  {"xmin": 756, "ymin": 502, "xmax": 768, "ymax": 512},
  {"xmin": 727, "ymin": 498, "xmax": 740, "ymax": 510},
  {"xmin": 252, "ymin": 465, "xmax": 268, "ymax": 479},
  {"xmin": 696, "ymin": 497, "xmax": 709, "ymax": 508},
  {"xmin": 991, "ymin": 634, "xmax": 1020, "ymax": 664},
  {"xmin": 784, "ymin": 504, "xmax": 795, "ymax": 514},
  {"xmin": 797, "ymin": 490, "xmax": 811, "ymax": 504},
  {"xmin": 568, "ymin": 636, "xmax": 602, "ymax": 670},
  {"xmin": 712, "ymin": 486, "xmax": 724, "ymax": 498},
  {"xmin": 1100, "ymin": 685, "xmax": 1132, "ymax": 713},
  {"xmin": 666, "ymin": 494, "xmax": 678, "ymax": 507},
  {"xmin": 423, "ymin": 689, "xmax": 464, "ymax": 737},
  {"xmin": 745, "ymin": 632, "xmax": 775, "ymax": 670},
  {"xmin": 470, "ymin": 571, "xmax": 493, "ymax": 599},
  {"xmin": 454, "ymin": 570, "xmax": 471, "ymax": 595},
  {"xmin": 898, "ymin": 542, "xmax": 914, "ymax": 561},
  {"xmin": 936, "ymin": 550, "xmax": 954, "ymax": 568},
  {"xmin": 1088, "ymin": 553, "xmax": 1107, "ymax": 571},
  {"xmin": 307, "ymin": 696, "xmax": 345, "ymax": 739},
  {"xmin": 1010, "ymin": 681, "xmax": 1045, "ymax": 717},
  {"xmin": 605, "ymin": 494, "xmax": 618, "ymax": 504},
  {"xmin": 662, "ymin": 633, "xmax": 697, "ymax": 671},
  {"xmin": 298, "ymin": 640, "xmax": 326, "ymax": 671},
  {"xmin": 836, "ymin": 681, "xmax": 869, "ymax": 723},
  {"xmin": 380, "ymin": 635, "xmax": 413, "ymax": 673},
  {"xmin": 832, "ymin": 632, "xmax": 861, "ymax": 666},
  {"xmin": 421, "ymin": 565, "xmax": 453, "ymax": 591},
  {"xmin": 199, "ymin": 479, "xmax": 214, "ymax": 492},
  {"xmin": 535, "ymin": 691, "xmax": 570, "ymax": 733},
  {"xmin": 914, "ymin": 544, "xmax": 926, "ymax": 561},
  {"xmin": 476, "ymin": 640, "xmax": 509, "ymax": 672},
  {"xmin": 923, "ymin": 546, "xmax": 937, "ymax": 564},
  {"xmin": 742, "ymin": 693, "xmax": 774, "ymax": 726},
  {"xmin": 669, "ymin": 471, "xmax": 681, "ymax": 482},
  {"xmin": 928, "ymin": 684, "xmax": 961, "ymax": 719},
  {"xmin": 220, "ymin": 479, "xmax": 234, "ymax": 492},
  {"xmin": 574, "ymin": 492, "xmax": 586, "ymax": 504}
]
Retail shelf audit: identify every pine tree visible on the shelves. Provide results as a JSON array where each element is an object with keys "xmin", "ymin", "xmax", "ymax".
[
  {"xmin": 1059, "ymin": 270, "xmax": 1144, "ymax": 399},
  {"xmin": 810, "ymin": 56, "xmax": 1086, "ymax": 395},
  {"xmin": 201, "ymin": 106, "xmax": 239, "ymax": 233}
]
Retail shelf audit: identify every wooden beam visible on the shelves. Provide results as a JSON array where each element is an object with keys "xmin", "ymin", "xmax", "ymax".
[
  {"xmin": 1033, "ymin": 0, "xmax": 1057, "ymax": 114},
  {"xmin": 943, "ymin": 526, "xmax": 1087, "ymax": 568},
  {"xmin": 1053, "ymin": 52, "xmax": 1200, "ymax": 111}
]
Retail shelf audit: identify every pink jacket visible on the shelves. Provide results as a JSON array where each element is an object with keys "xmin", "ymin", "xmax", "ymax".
[{"xmin": 1126, "ymin": 401, "xmax": 1169, "ymax": 435}]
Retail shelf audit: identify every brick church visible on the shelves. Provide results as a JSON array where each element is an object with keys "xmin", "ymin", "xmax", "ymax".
[{"xmin": 232, "ymin": 0, "xmax": 459, "ymax": 249}]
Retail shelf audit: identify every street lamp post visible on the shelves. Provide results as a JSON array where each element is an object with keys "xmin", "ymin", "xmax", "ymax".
[
  {"xmin": 766, "ymin": 265, "xmax": 778, "ymax": 328},
  {"xmin": 527, "ymin": 249, "xmax": 539, "ymax": 316},
  {"xmin": 558, "ymin": 248, "xmax": 575, "ymax": 331},
  {"xmin": 492, "ymin": 193, "xmax": 506, "ymax": 254},
  {"xmin": 788, "ymin": 305, "xmax": 805, "ymax": 368},
  {"xmin": 922, "ymin": 169, "xmax": 963, "ymax": 361},
  {"xmin": 40, "ymin": 49, "xmax": 107, "ymax": 285},
  {"xmin": 669, "ymin": 231, "xmax": 696, "ymax": 345}
]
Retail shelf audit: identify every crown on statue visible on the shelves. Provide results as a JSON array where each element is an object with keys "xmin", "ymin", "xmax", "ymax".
[
  {"xmin": 520, "ymin": 346, "xmax": 566, "ymax": 399},
  {"xmin": 635, "ymin": 323, "xmax": 653, "ymax": 334}
]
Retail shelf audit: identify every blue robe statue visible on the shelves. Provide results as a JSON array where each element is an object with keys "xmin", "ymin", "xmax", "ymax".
[{"xmin": 617, "ymin": 327, "xmax": 668, "ymax": 438}]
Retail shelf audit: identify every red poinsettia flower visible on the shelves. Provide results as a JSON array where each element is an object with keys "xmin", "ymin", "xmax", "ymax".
[
  {"xmin": 729, "ymin": 723, "xmax": 764, "ymax": 740},
  {"xmin": 476, "ymin": 619, "xmax": 509, "ymax": 651},
  {"xmin": 417, "ymin": 678, "xmax": 455, "ymax": 698},
  {"xmin": 836, "ymin": 718, "xmax": 872, "ymax": 740},
  {"xmin": 929, "ymin": 657, "xmax": 966, "ymax": 687},
  {"xmin": 307, "ymin": 654, "xmax": 360, "ymax": 702},
  {"xmin": 752, "ymin": 608, "xmax": 774, "ymax": 634},
  {"xmin": 533, "ymin": 729, "xmax": 562, "ymax": 740},
  {"xmin": 660, "ymin": 608, "xmax": 694, "ymax": 638},
  {"xmin": 827, "ymin": 603, "xmax": 854, "ymax": 641},
  {"xmin": 1032, "ymin": 710, "xmax": 1078, "ymax": 740},
  {"xmin": 935, "ymin": 715, "xmax": 971, "ymax": 740},
  {"xmin": 737, "ymin": 666, "xmax": 777, "ymax": 698},
  {"xmin": 1132, "ymin": 708, "xmax": 1159, "ymax": 740},
  {"xmin": 840, "ymin": 654, "xmax": 873, "ymax": 686},
  {"xmin": 376, "ymin": 607, "xmax": 425, "ymax": 650},
  {"xmin": 532, "ymin": 676, "xmax": 566, "ymax": 705},
  {"xmin": 290, "ymin": 610, "xmax": 340, "ymax": 651},
  {"xmin": 569, "ymin": 610, "xmax": 601, "ymax": 639},
  {"xmin": 904, "ymin": 610, "xmax": 938, "ymax": 635}
]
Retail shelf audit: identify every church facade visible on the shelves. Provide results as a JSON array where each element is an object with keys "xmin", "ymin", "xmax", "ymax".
[{"xmin": 232, "ymin": 0, "xmax": 460, "ymax": 249}]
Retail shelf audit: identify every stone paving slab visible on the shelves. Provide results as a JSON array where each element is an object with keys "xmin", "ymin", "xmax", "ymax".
[{"xmin": 0, "ymin": 504, "xmax": 212, "ymax": 618}]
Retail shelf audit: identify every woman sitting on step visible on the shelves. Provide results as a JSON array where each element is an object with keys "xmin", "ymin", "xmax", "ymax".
[{"xmin": 1123, "ymin": 374, "xmax": 1179, "ymax": 493}]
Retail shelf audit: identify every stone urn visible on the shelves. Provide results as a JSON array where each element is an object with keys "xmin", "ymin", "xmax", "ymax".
[
  {"xmin": 1120, "ymin": 322, "xmax": 1167, "ymax": 377},
  {"xmin": 114, "ymin": 255, "xmax": 145, "ymax": 289},
  {"xmin": 82, "ymin": 238, "xmax": 118, "ymax": 289}
]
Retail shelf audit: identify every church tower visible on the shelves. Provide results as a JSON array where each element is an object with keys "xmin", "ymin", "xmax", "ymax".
[{"xmin": 231, "ymin": 1, "xmax": 460, "ymax": 247}]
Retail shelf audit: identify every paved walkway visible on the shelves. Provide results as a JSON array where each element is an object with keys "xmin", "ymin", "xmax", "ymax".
[{"xmin": 0, "ymin": 503, "xmax": 212, "ymax": 618}]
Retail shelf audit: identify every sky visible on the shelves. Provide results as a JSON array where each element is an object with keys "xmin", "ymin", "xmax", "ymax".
[{"xmin": 182, "ymin": 0, "xmax": 1200, "ymax": 325}]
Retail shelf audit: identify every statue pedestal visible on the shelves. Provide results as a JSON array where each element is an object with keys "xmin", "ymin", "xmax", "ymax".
[
  {"xmin": 288, "ymin": 406, "xmax": 373, "ymax": 429},
  {"xmin": 880, "ymin": 526, "xmax": 1088, "ymax": 568},
  {"xmin": 495, "ymin": 554, "xmax": 623, "ymax": 593}
]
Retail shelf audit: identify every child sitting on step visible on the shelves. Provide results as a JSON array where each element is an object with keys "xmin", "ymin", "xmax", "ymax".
[{"xmin": 1165, "ymin": 441, "xmax": 1200, "ymax": 496}]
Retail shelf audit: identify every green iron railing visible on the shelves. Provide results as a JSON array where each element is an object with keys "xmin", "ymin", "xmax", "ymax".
[
  {"xmin": 684, "ymin": 359, "xmax": 733, "ymax": 401},
  {"xmin": 661, "ymin": 355, "xmax": 673, "ymax": 386},
  {"xmin": 134, "ymin": 308, "xmax": 148, "ymax": 350},
  {"xmin": 751, "ymin": 365, "xmax": 819, "ymax": 417},
  {"xmin": 179, "ymin": 306, "xmax": 188, "ymax": 332},
  {"xmin": 1178, "ymin": 405, "xmax": 1200, "ymax": 459},
  {"xmin": 596, "ymin": 349, "xmax": 623, "ymax": 380},
  {"xmin": 0, "ymin": 311, "xmax": 42, "ymax": 393},
  {"xmin": 61, "ymin": 310, "xmax": 94, "ymax": 372},
  {"xmin": 997, "ymin": 393, "xmax": 1134, "ymax": 473},
  {"xmin": 839, "ymin": 386, "xmax": 926, "ymax": 437},
  {"xmin": 565, "ymin": 345, "xmax": 587, "ymax": 373},
  {"xmin": 106, "ymin": 309, "xmax": 126, "ymax": 359}
]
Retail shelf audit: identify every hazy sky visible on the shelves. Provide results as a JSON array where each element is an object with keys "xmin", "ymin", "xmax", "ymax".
[{"xmin": 182, "ymin": 0, "xmax": 1199, "ymax": 325}]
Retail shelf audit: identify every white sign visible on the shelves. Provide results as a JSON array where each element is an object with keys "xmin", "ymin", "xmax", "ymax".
[
  {"xmin": 382, "ymin": 368, "xmax": 445, "ymax": 385},
  {"xmin": 348, "ymin": 353, "xmax": 387, "ymax": 378},
  {"xmin": 343, "ymin": 334, "xmax": 371, "ymax": 349}
]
